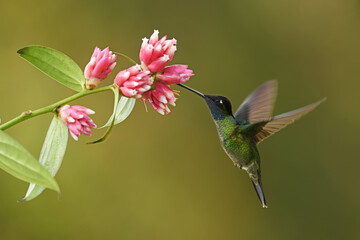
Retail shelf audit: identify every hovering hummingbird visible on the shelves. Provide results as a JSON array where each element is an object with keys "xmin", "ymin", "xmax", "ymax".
[{"xmin": 178, "ymin": 81, "xmax": 325, "ymax": 208}]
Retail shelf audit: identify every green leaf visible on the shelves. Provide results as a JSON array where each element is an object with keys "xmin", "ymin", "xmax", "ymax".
[
  {"xmin": 102, "ymin": 96, "xmax": 136, "ymax": 128},
  {"xmin": 0, "ymin": 130, "xmax": 60, "ymax": 192},
  {"xmin": 21, "ymin": 116, "xmax": 68, "ymax": 201},
  {"xmin": 88, "ymin": 86, "xmax": 120, "ymax": 144},
  {"xmin": 18, "ymin": 46, "xmax": 85, "ymax": 92}
]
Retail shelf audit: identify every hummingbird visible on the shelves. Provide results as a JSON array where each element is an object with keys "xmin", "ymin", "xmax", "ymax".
[{"xmin": 178, "ymin": 81, "xmax": 325, "ymax": 208}]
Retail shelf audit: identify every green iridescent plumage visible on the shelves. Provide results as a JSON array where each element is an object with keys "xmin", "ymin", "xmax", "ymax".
[{"xmin": 178, "ymin": 81, "xmax": 325, "ymax": 208}]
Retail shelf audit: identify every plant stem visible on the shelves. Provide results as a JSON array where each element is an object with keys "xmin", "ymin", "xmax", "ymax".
[
  {"xmin": 114, "ymin": 52, "xmax": 138, "ymax": 65},
  {"xmin": 0, "ymin": 85, "xmax": 115, "ymax": 131}
]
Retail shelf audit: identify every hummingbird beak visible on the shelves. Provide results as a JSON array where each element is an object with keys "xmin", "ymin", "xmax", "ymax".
[
  {"xmin": 251, "ymin": 172, "xmax": 267, "ymax": 208},
  {"xmin": 177, "ymin": 84, "xmax": 205, "ymax": 98}
]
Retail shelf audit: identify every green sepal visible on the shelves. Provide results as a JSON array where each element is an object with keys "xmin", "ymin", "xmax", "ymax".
[
  {"xmin": 18, "ymin": 46, "xmax": 85, "ymax": 92},
  {"xmin": 0, "ymin": 130, "xmax": 60, "ymax": 192},
  {"xmin": 20, "ymin": 115, "xmax": 68, "ymax": 202},
  {"xmin": 101, "ymin": 96, "xmax": 135, "ymax": 128}
]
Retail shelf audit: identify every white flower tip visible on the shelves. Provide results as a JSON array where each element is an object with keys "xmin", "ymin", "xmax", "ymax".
[
  {"xmin": 161, "ymin": 55, "xmax": 170, "ymax": 62},
  {"xmin": 130, "ymin": 89, "xmax": 137, "ymax": 96},
  {"xmin": 124, "ymin": 71, "xmax": 130, "ymax": 79},
  {"xmin": 109, "ymin": 62, "xmax": 116, "ymax": 70},
  {"xmin": 70, "ymin": 132, "xmax": 79, "ymax": 141},
  {"xmin": 150, "ymin": 30, "xmax": 159, "ymax": 42},
  {"xmin": 157, "ymin": 109, "xmax": 165, "ymax": 115},
  {"xmin": 132, "ymin": 81, "xmax": 139, "ymax": 87},
  {"xmin": 159, "ymin": 96, "xmax": 168, "ymax": 104},
  {"xmin": 67, "ymin": 117, "xmax": 75, "ymax": 123},
  {"xmin": 155, "ymin": 44, "xmax": 162, "ymax": 51},
  {"xmin": 86, "ymin": 109, "xmax": 95, "ymax": 115},
  {"xmin": 143, "ymin": 85, "xmax": 151, "ymax": 91},
  {"xmin": 148, "ymin": 78, "xmax": 154, "ymax": 84},
  {"xmin": 91, "ymin": 56, "xmax": 97, "ymax": 63}
]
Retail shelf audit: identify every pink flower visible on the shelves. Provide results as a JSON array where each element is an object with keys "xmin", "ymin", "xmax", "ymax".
[
  {"xmin": 139, "ymin": 30, "xmax": 177, "ymax": 73},
  {"xmin": 59, "ymin": 105, "xmax": 97, "ymax": 141},
  {"xmin": 143, "ymin": 82, "xmax": 176, "ymax": 115},
  {"xmin": 84, "ymin": 47, "xmax": 117, "ymax": 89},
  {"xmin": 156, "ymin": 65, "xmax": 194, "ymax": 84},
  {"xmin": 114, "ymin": 65, "xmax": 154, "ymax": 98}
]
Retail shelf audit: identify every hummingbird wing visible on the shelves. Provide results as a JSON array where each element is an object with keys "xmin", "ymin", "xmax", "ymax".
[
  {"xmin": 251, "ymin": 98, "xmax": 326, "ymax": 144},
  {"xmin": 234, "ymin": 80, "xmax": 277, "ymax": 124}
]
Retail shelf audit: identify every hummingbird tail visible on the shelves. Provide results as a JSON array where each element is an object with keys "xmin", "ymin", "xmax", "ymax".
[{"xmin": 251, "ymin": 172, "xmax": 267, "ymax": 208}]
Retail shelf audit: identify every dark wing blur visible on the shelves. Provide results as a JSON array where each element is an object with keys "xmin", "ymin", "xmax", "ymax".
[
  {"xmin": 253, "ymin": 98, "xmax": 326, "ymax": 144},
  {"xmin": 234, "ymin": 80, "xmax": 277, "ymax": 124}
]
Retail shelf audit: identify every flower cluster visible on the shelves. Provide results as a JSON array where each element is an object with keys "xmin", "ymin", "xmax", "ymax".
[
  {"xmin": 116, "ymin": 30, "xmax": 194, "ymax": 115},
  {"xmin": 84, "ymin": 47, "xmax": 117, "ymax": 90},
  {"xmin": 143, "ymin": 82, "xmax": 176, "ymax": 115},
  {"xmin": 139, "ymin": 30, "xmax": 177, "ymax": 72},
  {"xmin": 156, "ymin": 64, "xmax": 194, "ymax": 85},
  {"xmin": 59, "ymin": 105, "xmax": 97, "ymax": 141},
  {"xmin": 114, "ymin": 65, "xmax": 153, "ymax": 98}
]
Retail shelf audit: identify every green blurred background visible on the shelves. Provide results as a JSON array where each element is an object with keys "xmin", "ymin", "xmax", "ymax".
[{"xmin": 0, "ymin": 0, "xmax": 359, "ymax": 239}]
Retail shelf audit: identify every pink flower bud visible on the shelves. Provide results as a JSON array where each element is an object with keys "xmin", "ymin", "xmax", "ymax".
[
  {"xmin": 114, "ymin": 65, "xmax": 154, "ymax": 98},
  {"xmin": 139, "ymin": 30, "xmax": 177, "ymax": 73},
  {"xmin": 143, "ymin": 82, "xmax": 176, "ymax": 115},
  {"xmin": 156, "ymin": 65, "xmax": 194, "ymax": 84},
  {"xmin": 84, "ymin": 47, "xmax": 117, "ymax": 89},
  {"xmin": 59, "ymin": 105, "xmax": 97, "ymax": 141}
]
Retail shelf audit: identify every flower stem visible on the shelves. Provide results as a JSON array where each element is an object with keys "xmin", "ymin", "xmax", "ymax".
[
  {"xmin": 0, "ymin": 85, "xmax": 115, "ymax": 131},
  {"xmin": 114, "ymin": 52, "xmax": 138, "ymax": 65}
]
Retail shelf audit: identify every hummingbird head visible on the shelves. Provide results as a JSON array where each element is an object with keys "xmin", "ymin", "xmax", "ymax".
[
  {"xmin": 176, "ymin": 84, "xmax": 233, "ymax": 120},
  {"xmin": 203, "ymin": 95, "xmax": 233, "ymax": 120}
]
